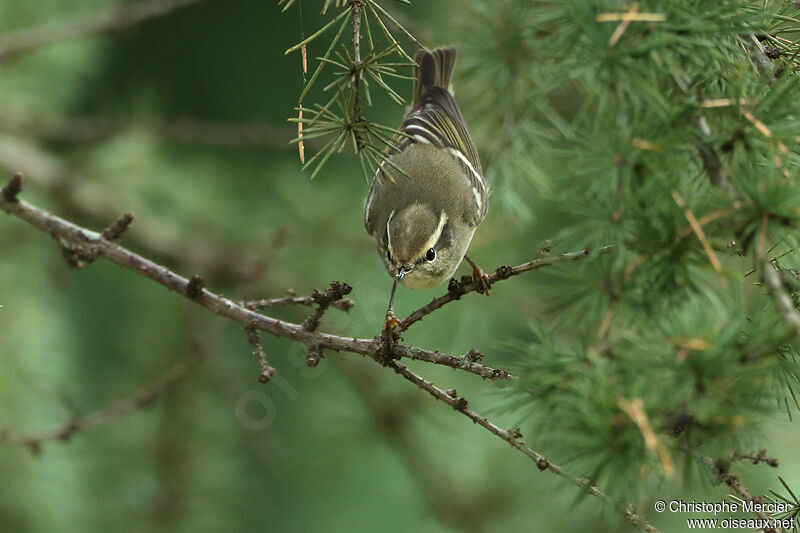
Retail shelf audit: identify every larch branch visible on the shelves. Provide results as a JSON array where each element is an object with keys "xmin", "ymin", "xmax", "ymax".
[
  {"xmin": 387, "ymin": 360, "xmax": 660, "ymax": 533},
  {"xmin": 0, "ymin": 351, "xmax": 200, "ymax": 452},
  {"xmin": 0, "ymin": 177, "xmax": 510, "ymax": 381},
  {"xmin": 397, "ymin": 246, "xmax": 613, "ymax": 333}
]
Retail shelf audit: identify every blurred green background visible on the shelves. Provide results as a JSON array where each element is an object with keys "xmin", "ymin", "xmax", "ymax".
[{"xmin": 1, "ymin": 1, "xmax": 799, "ymax": 532}]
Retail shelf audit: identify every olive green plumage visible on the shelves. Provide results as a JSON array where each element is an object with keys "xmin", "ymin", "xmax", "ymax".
[{"xmin": 364, "ymin": 47, "xmax": 487, "ymax": 290}]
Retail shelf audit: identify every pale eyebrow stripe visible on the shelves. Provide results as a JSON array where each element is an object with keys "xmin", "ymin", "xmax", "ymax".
[
  {"xmin": 416, "ymin": 210, "xmax": 448, "ymax": 260},
  {"xmin": 386, "ymin": 209, "xmax": 396, "ymax": 260}
]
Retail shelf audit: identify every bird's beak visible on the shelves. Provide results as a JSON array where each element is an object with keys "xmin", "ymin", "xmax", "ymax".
[{"xmin": 396, "ymin": 264, "xmax": 413, "ymax": 281}]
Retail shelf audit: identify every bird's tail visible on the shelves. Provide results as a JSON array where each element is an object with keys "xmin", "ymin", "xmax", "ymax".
[{"xmin": 413, "ymin": 47, "xmax": 456, "ymax": 108}]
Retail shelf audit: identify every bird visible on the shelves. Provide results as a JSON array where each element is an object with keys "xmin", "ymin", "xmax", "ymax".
[{"xmin": 364, "ymin": 46, "xmax": 490, "ymax": 330}]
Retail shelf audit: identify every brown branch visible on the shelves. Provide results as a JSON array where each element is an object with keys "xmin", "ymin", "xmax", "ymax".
[
  {"xmin": 388, "ymin": 360, "xmax": 660, "ymax": 533},
  {"xmin": 101, "ymin": 212, "xmax": 135, "ymax": 241},
  {"xmin": 244, "ymin": 324, "xmax": 276, "ymax": 383},
  {"xmin": 350, "ymin": 0, "xmax": 364, "ymax": 149},
  {"xmin": 242, "ymin": 294, "xmax": 355, "ymax": 312},
  {"xmin": 301, "ymin": 281, "xmax": 353, "ymax": 331},
  {"xmin": 0, "ymin": 177, "xmax": 510, "ymax": 381},
  {"xmin": 0, "ymin": 135, "xmax": 280, "ymax": 282},
  {"xmin": 707, "ymin": 457, "xmax": 780, "ymax": 533},
  {"xmin": 0, "ymin": 350, "xmax": 201, "ymax": 453},
  {"xmin": 1, "ymin": 172, "xmax": 22, "ymax": 202},
  {"xmin": 731, "ymin": 449, "xmax": 780, "ymax": 468},
  {"xmin": 397, "ymin": 246, "xmax": 613, "ymax": 333},
  {"xmin": 0, "ymin": 0, "xmax": 208, "ymax": 63}
]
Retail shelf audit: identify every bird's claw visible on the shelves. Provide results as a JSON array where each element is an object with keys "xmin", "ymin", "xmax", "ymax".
[
  {"xmin": 472, "ymin": 265, "xmax": 492, "ymax": 296},
  {"xmin": 380, "ymin": 310, "xmax": 400, "ymax": 364}
]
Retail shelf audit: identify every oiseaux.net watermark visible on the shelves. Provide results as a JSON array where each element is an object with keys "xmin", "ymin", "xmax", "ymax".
[{"xmin": 654, "ymin": 499, "xmax": 796, "ymax": 529}]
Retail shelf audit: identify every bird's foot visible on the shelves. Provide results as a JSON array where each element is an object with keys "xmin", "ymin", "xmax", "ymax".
[
  {"xmin": 471, "ymin": 264, "xmax": 492, "ymax": 296},
  {"xmin": 465, "ymin": 255, "xmax": 491, "ymax": 296},
  {"xmin": 380, "ymin": 310, "xmax": 400, "ymax": 364}
]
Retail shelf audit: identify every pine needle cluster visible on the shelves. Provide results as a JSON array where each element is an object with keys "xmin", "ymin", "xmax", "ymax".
[{"xmin": 454, "ymin": 0, "xmax": 800, "ymax": 511}]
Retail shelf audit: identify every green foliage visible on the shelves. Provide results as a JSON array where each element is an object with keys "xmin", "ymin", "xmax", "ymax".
[
  {"xmin": 282, "ymin": 0, "xmax": 420, "ymax": 178},
  {"xmin": 442, "ymin": 0, "xmax": 800, "ymax": 508}
]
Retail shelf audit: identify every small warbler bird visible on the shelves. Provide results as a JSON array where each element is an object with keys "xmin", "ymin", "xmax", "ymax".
[{"xmin": 364, "ymin": 47, "xmax": 489, "ymax": 303}]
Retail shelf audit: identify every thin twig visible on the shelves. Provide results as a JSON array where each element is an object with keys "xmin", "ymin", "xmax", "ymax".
[
  {"xmin": 244, "ymin": 324, "xmax": 276, "ymax": 383},
  {"xmin": 0, "ymin": 351, "xmax": 201, "ymax": 452},
  {"xmin": 242, "ymin": 294, "xmax": 354, "ymax": 312},
  {"xmin": 387, "ymin": 361, "xmax": 660, "ymax": 533},
  {"xmin": 0, "ymin": 135, "xmax": 281, "ymax": 281},
  {"xmin": 706, "ymin": 457, "xmax": 780, "ymax": 533},
  {"xmin": 0, "ymin": 0, "xmax": 208, "ymax": 63},
  {"xmin": 351, "ymin": 0, "xmax": 364, "ymax": 149},
  {"xmin": 1, "ymin": 172, "xmax": 22, "ymax": 202},
  {"xmin": 301, "ymin": 281, "xmax": 353, "ymax": 331},
  {"xmin": 397, "ymin": 246, "xmax": 613, "ymax": 333},
  {"xmin": 101, "ymin": 212, "xmax": 135, "ymax": 241},
  {"xmin": 730, "ymin": 449, "xmax": 780, "ymax": 468}
]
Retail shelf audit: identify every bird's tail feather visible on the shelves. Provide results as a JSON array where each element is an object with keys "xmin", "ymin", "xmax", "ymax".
[{"xmin": 413, "ymin": 47, "xmax": 456, "ymax": 108}]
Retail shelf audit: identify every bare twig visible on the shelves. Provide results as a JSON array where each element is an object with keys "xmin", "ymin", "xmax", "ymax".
[
  {"xmin": 244, "ymin": 324, "xmax": 276, "ymax": 383},
  {"xmin": 0, "ymin": 177, "xmax": 510, "ymax": 381},
  {"xmin": 0, "ymin": 0, "xmax": 208, "ymax": 63},
  {"xmin": 388, "ymin": 361, "xmax": 660, "ymax": 533},
  {"xmin": 707, "ymin": 457, "xmax": 780, "ymax": 533},
  {"xmin": 1, "ymin": 172, "xmax": 22, "ymax": 202},
  {"xmin": 0, "ymin": 135, "xmax": 278, "ymax": 281},
  {"xmin": 101, "ymin": 212, "xmax": 134, "ymax": 241},
  {"xmin": 0, "ymin": 350, "xmax": 201, "ymax": 453},
  {"xmin": 242, "ymin": 294, "xmax": 354, "ymax": 312},
  {"xmin": 731, "ymin": 449, "xmax": 780, "ymax": 468},
  {"xmin": 301, "ymin": 281, "xmax": 353, "ymax": 331},
  {"xmin": 397, "ymin": 246, "xmax": 613, "ymax": 333},
  {"xmin": 351, "ymin": 0, "xmax": 364, "ymax": 149}
]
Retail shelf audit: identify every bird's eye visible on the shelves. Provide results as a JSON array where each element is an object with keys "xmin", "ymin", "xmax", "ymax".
[{"xmin": 425, "ymin": 248, "xmax": 436, "ymax": 261}]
